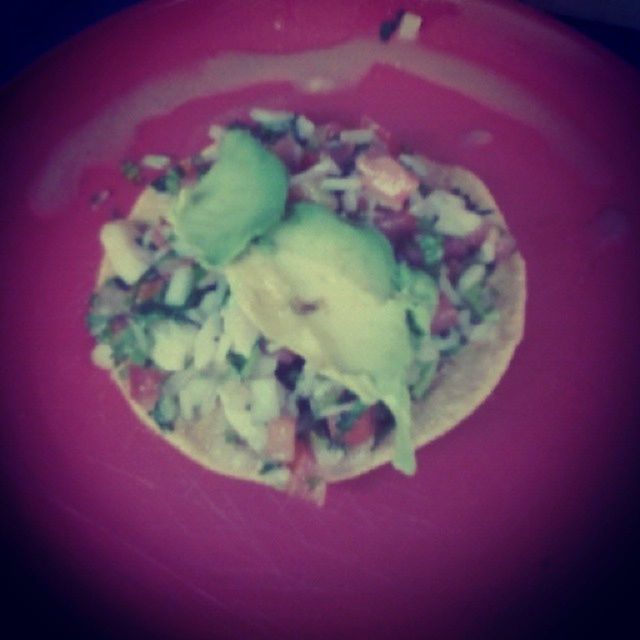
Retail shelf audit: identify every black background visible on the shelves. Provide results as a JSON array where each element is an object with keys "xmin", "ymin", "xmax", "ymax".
[{"xmin": 1, "ymin": 2, "xmax": 639, "ymax": 638}]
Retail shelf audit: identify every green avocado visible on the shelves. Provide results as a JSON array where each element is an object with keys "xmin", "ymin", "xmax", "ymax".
[
  {"xmin": 273, "ymin": 202, "xmax": 398, "ymax": 299},
  {"xmin": 225, "ymin": 203, "xmax": 417, "ymax": 474},
  {"xmin": 172, "ymin": 129, "xmax": 288, "ymax": 266}
]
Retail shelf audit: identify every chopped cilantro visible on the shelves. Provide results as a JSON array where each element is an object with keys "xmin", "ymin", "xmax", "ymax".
[
  {"xmin": 410, "ymin": 360, "xmax": 437, "ymax": 400},
  {"xmin": 224, "ymin": 430, "xmax": 245, "ymax": 445},
  {"xmin": 226, "ymin": 351, "xmax": 247, "ymax": 372},
  {"xmin": 251, "ymin": 124, "xmax": 288, "ymax": 145},
  {"xmin": 86, "ymin": 313, "xmax": 110, "ymax": 339},
  {"xmin": 336, "ymin": 401, "xmax": 368, "ymax": 432},
  {"xmin": 462, "ymin": 282, "xmax": 496, "ymax": 321},
  {"xmin": 151, "ymin": 394, "xmax": 177, "ymax": 432},
  {"xmin": 151, "ymin": 167, "xmax": 182, "ymax": 194},
  {"xmin": 133, "ymin": 300, "xmax": 200, "ymax": 325},
  {"xmin": 184, "ymin": 283, "xmax": 218, "ymax": 309},
  {"xmin": 110, "ymin": 323, "xmax": 149, "ymax": 365},
  {"xmin": 259, "ymin": 461, "xmax": 283, "ymax": 474},
  {"xmin": 238, "ymin": 344, "xmax": 261, "ymax": 379},
  {"xmin": 406, "ymin": 309, "xmax": 425, "ymax": 337},
  {"xmin": 275, "ymin": 355, "xmax": 305, "ymax": 391},
  {"xmin": 418, "ymin": 234, "xmax": 444, "ymax": 266},
  {"xmin": 372, "ymin": 402, "xmax": 396, "ymax": 448}
]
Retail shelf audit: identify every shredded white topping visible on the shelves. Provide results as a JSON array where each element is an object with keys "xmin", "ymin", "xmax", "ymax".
[
  {"xmin": 339, "ymin": 129, "xmax": 375, "ymax": 145},
  {"xmin": 91, "ymin": 343, "xmax": 113, "ymax": 369},
  {"xmin": 141, "ymin": 154, "xmax": 171, "ymax": 170},
  {"xmin": 320, "ymin": 177, "xmax": 363, "ymax": 192},
  {"xmin": 397, "ymin": 12, "xmax": 422, "ymax": 41}
]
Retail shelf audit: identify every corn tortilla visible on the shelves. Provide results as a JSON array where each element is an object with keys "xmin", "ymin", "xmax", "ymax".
[{"xmin": 96, "ymin": 157, "xmax": 525, "ymax": 488}]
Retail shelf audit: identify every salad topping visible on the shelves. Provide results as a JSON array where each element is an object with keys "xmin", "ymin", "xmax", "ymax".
[{"xmin": 88, "ymin": 109, "xmax": 517, "ymax": 503}]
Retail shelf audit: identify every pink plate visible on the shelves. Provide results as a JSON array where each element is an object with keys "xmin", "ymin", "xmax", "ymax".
[{"xmin": 1, "ymin": 0, "xmax": 640, "ymax": 637}]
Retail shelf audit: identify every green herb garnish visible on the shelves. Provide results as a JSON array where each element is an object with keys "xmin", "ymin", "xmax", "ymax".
[
  {"xmin": 259, "ymin": 461, "xmax": 283, "ymax": 474},
  {"xmin": 336, "ymin": 400, "xmax": 368, "ymax": 432},
  {"xmin": 418, "ymin": 234, "xmax": 444, "ymax": 266},
  {"xmin": 462, "ymin": 283, "xmax": 496, "ymax": 321}
]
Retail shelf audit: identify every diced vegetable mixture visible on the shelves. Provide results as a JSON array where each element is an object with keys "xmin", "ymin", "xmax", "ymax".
[{"xmin": 88, "ymin": 110, "xmax": 516, "ymax": 503}]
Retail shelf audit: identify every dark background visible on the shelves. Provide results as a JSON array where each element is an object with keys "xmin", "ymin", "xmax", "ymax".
[{"xmin": 1, "ymin": 1, "xmax": 639, "ymax": 638}]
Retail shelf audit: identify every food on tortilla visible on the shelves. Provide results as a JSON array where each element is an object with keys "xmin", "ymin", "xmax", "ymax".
[{"xmin": 87, "ymin": 110, "xmax": 526, "ymax": 504}]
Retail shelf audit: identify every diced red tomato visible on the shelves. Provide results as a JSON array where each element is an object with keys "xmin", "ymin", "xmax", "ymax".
[
  {"xmin": 176, "ymin": 156, "xmax": 202, "ymax": 180},
  {"xmin": 446, "ymin": 259, "xmax": 467, "ymax": 284},
  {"xmin": 494, "ymin": 233, "xmax": 517, "ymax": 262},
  {"xmin": 430, "ymin": 293, "xmax": 459, "ymax": 335},
  {"xmin": 356, "ymin": 153, "xmax": 419, "ymax": 210},
  {"xmin": 128, "ymin": 365, "xmax": 167, "ymax": 411},
  {"xmin": 443, "ymin": 223, "xmax": 490, "ymax": 259},
  {"xmin": 315, "ymin": 121, "xmax": 343, "ymax": 144},
  {"xmin": 298, "ymin": 150, "xmax": 320, "ymax": 171},
  {"xmin": 271, "ymin": 136, "xmax": 303, "ymax": 171},
  {"xmin": 150, "ymin": 225, "xmax": 170, "ymax": 249},
  {"xmin": 109, "ymin": 315, "xmax": 129, "ymax": 335},
  {"xmin": 135, "ymin": 276, "xmax": 165, "ymax": 303},
  {"xmin": 266, "ymin": 416, "xmax": 296, "ymax": 462},
  {"xmin": 467, "ymin": 222, "xmax": 491, "ymax": 247},
  {"xmin": 443, "ymin": 236, "xmax": 472, "ymax": 259},
  {"xmin": 342, "ymin": 407, "xmax": 376, "ymax": 447},
  {"xmin": 373, "ymin": 209, "xmax": 418, "ymax": 242},
  {"xmin": 328, "ymin": 142, "xmax": 356, "ymax": 168},
  {"xmin": 396, "ymin": 239, "xmax": 425, "ymax": 268},
  {"xmin": 359, "ymin": 115, "xmax": 391, "ymax": 146},
  {"xmin": 357, "ymin": 195, "xmax": 369, "ymax": 211},
  {"xmin": 276, "ymin": 348, "xmax": 300, "ymax": 366},
  {"xmin": 286, "ymin": 439, "xmax": 326, "ymax": 506},
  {"xmin": 358, "ymin": 116, "xmax": 399, "ymax": 155}
]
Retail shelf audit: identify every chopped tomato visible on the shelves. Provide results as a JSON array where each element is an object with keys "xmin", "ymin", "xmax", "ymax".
[
  {"xmin": 316, "ymin": 121, "xmax": 343, "ymax": 144},
  {"xmin": 373, "ymin": 209, "xmax": 418, "ymax": 242},
  {"xmin": 328, "ymin": 142, "xmax": 356, "ymax": 168},
  {"xmin": 276, "ymin": 348, "xmax": 301, "ymax": 366},
  {"xmin": 357, "ymin": 195, "xmax": 369, "ymax": 211},
  {"xmin": 176, "ymin": 156, "xmax": 203, "ymax": 180},
  {"xmin": 396, "ymin": 239, "xmax": 425, "ymax": 268},
  {"xmin": 286, "ymin": 439, "xmax": 326, "ymax": 506},
  {"xmin": 135, "ymin": 276, "xmax": 165, "ymax": 303},
  {"xmin": 356, "ymin": 153, "xmax": 419, "ymax": 210},
  {"xmin": 266, "ymin": 416, "xmax": 296, "ymax": 462},
  {"xmin": 128, "ymin": 365, "xmax": 167, "ymax": 412},
  {"xmin": 342, "ymin": 407, "xmax": 376, "ymax": 447},
  {"xmin": 494, "ymin": 233, "xmax": 517, "ymax": 262},
  {"xmin": 150, "ymin": 225, "xmax": 170, "ymax": 249},
  {"xmin": 358, "ymin": 116, "xmax": 399, "ymax": 155},
  {"xmin": 271, "ymin": 136, "xmax": 303, "ymax": 171},
  {"xmin": 446, "ymin": 259, "xmax": 466, "ymax": 284},
  {"xmin": 430, "ymin": 293, "xmax": 459, "ymax": 335},
  {"xmin": 444, "ymin": 223, "xmax": 490, "ymax": 259},
  {"xmin": 298, "ymin": 150, "xmax": 320, "ymax": 171},
  {"xmin": 443, "ymin": 236, "xmax": 472, "ymax": 259},
  {"xmin": 109, "ymin": 315, "xmax": 129, "ymax": 335},
  {"xmin": 359, "ymin": 115, "xmax": 391, "ymax": 146},
  {"xmin": 467, "ymin": 222, "xmax": 491, "ymax": 246}
]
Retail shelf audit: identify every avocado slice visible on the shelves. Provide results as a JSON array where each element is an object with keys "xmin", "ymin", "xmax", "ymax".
[
  {"xmin": 272, "ymin": 202, "xmax": 398, "ymax": 299},
  {"xmin": 225, "ymin": 203, "xmax": 417, "ymax": 474},
  {"xmin": 172, "ymin": 129, "xmax": 288, "ymax": 267}
]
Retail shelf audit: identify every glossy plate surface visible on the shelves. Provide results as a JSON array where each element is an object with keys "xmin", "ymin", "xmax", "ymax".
[{"xmin": 1, "ymin": 0, "xmax": 639, "ymax": 637}]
